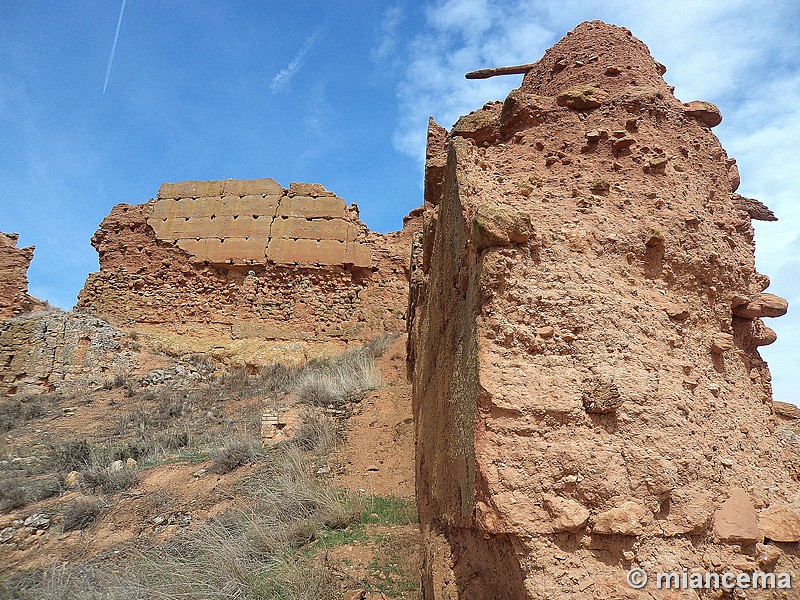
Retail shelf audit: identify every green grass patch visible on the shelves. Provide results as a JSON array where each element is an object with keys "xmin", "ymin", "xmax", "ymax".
[{"xmin": 358, "ymin": 496, "xmax": 418, "ymax": 526}]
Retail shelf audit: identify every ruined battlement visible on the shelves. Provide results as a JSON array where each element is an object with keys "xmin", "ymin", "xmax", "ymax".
[
  {"xmin": 147, "ymin": 178, "xmax": 371, "ymax": 267},
  {"xmin": 0, "ymin": 233, "xmax": 37, "ymax": 319},
  {"xmin": 410, "ymin": 21, "xmax": 796, "ymax": 599},
  {"xmin": 78, "ymin": 179, "xmax": 419, "ymax": 346}
]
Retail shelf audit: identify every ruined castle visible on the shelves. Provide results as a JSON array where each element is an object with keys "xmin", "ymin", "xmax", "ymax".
[{"xmin": 2, "ymin": 19, "xmax": 798, "ymax": 600}]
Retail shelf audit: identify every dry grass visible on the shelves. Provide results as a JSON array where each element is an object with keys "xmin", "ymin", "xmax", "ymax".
[
  {"xmin": 207, "ymin": 436, "xmax": 258, "ymax": 474},
  {"xmin": 0, "ymin": 334, "xmax": 408, "ymax": 598},
  {"xmin": 79, "ymin": 466, "xmax": 139, "ymax": 494},
  {"xmin": 294, "ymin": 409, "xmax": 339, "ymax": 454},
  {"xmin": 62, "ymin": 497, "xmax": 106, "ymax": 531},
  {"xmin": 0, "ymin": 394, "xmax": 62, "ymax": 433},
  {"xmin": 0, "ymin": 453, "xmax": 64, "ymax": 511},
  {"xmin": 46, "ymin": 440, "xmax": 91, "ymax": 472}
]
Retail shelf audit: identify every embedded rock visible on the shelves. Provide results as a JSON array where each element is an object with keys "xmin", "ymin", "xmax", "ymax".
[
  {"xmin": 774, "ymin": 401, "xmax": 800, "ymax": 420},
  {"xmin": 733, "ymin": 293, "xmax": 789, "ymax": 319},
  {"xmin": 732, "ymin": 193, "xmax": 777, "ymax": 221},
  {"xmin": 710, "ymin": 332, "xmax": 734, "ymax": 353},
  {"xmin": 555, "ymin": 84, "xmax": 609, "ymax": 110},
  {"xmin": 471, "ymin": 204, "xmax": 532, "ymax": 250},
  {"xmin": 759, "ymin": 505, "xmax": 800, "ymax": 543},
  {"xmin": 682, "ymin": 100, "xmax": 723, "ymax": 127},
  {"xmin": 592, "ymin": 501, "xmax": 648, "ymax": 536},
  {"xmin": 544, "ymin": 495, "xmax": 590, "ymax": 533},
  {"xmin": 713, "ymin": 488, "xmax": 761, "ymax": 544}
]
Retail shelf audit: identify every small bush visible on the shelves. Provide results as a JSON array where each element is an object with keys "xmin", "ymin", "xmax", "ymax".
[
  {"xmin": 26, "ymin": 474, "xmax": 64, "ymax": 503},
  {"xmin": 0, "ymin": 394, "xmax": 61, "ymax": 432},
  {"xmin": 103, "ymin": 374, "xmax": 134, "ymax": 395},
  {"xmin": 219, "ymin": 368, "xmax": 249, "ymax": 392},
  {"xmin": 294, "ymin": 410, "xmax": 338, "ymax": 453},
  {"xmin": 258, "ymin": 362, "xmax": 296, "ymax": 395},
  {"xmin": 0, "ymin": 474, "xmax": 64, "ymax": 512},
  {"xmin": 185, "ymin": 353, "xmax": 215, "ymax": 373},
  {"xmin": 47, "ymin": 440, "xmax": 91, "ymax": 472},
  {"xmin": 80, "ymin": 466, "xmax": 139, "ymax": 494},
  {"xmin": 0, "ymin": 479, "xmax": 28, "ymax": 511},
  {"xmin": 62, "ymin": 497, "xmax": 106, "ymax": 531},
  {"xmin": 208, "ymin": 438, "xmax": 257, "ymax": 474}
]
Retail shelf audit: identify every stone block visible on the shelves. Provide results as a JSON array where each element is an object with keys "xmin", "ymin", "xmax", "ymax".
[
  {"xmin": 266, "ymin": 238, "xmax": 347, "ymax": 265},
  {"xmin": 217, "ymin": 195, "xmax": 280, "ymax": 218},
  {"xmin": 345, "ymin": 242, "xmax": 372, "ymax": 268},
  {"xmin": 714, "ymin": 487, "xmax": 762, "ymax": 544},
  {"xmin": 221, "ymin": 178, "xmax": 284, "ymax": 197},
  {"xmin": 151, "ymin": 197, "xmax": 219, "ymax": 220},
  {"xmin": 158, "ymin": 180, "xmax": 221, "ymax": 199},
  {"xmin": 176, "ymin": 238, "xmax": 268, "ymax": 263},
  {"xmin": 288, "ymin": 182, "xmax": 335, "ymax": 197},
  {"xmin": 271, "ymin": 217, "xmax": 355, "ymax": 241},
  {"xmin": 277, "ymin": 195, "xmax": 347, "ymax": 219}
]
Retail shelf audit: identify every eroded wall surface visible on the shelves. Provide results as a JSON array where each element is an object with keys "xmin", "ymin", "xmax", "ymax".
[
  {"xmin": 410, "ymin": 20, "xmax": 798, "ymax": 599},
  {"xmin": 0, "ymin": 233, "xmax": 36, "ymax": 319},
  {"xmin": 78, "ymin": 179, "xmax": 418, "ymax": 345},
  {"xmin": 0, "ymin": 311, "xmax": 138, "ymax": 397}
]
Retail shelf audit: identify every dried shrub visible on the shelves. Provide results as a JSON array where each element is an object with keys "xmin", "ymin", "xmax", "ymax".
[
  {"xmin": 294, "ymin": 410, "xmax": 338, "ymax": 453},
  {"xmin": 26, "ymin": 475, "xmax": 65, "ymax": 503},
  {"xmin": 208, "ymin": 437, "xmax": 258, "ymax": 474},
  {"xmin": 80, "ymin": 466, "xmax": 138, "ymax": 494},
  {"xmin": 62, "ymin": 497, "xmax": 106, "ymax": 531},
  {"xmin": 47, "ymin": 440, "xmax": 91, "ymax": 472},
  {"xmin": 0, "ymin": 394, "xmax": 61, "ymax": 432},
  {"xmin": 292, "ymin": 348, "xmax": 380, "ymax": 407},
  {"xmin": 0, "ymin": 479, "xmax": 28, "ymax": 511}
]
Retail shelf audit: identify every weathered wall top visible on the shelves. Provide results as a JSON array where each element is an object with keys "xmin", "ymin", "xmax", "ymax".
[
  {"xmin": 146, "ymin": 178, "xmax": 371, "ymax": 268},
  {"xmin": 0, "ymin": 232, "xmax": 37, "ymax": 319},
  {"xmin": 78, "ymin": 179, "xmax": 419, "ymax": 346}
]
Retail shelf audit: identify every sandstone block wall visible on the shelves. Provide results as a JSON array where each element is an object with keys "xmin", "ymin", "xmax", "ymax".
[
  {"xmin": 148, "ymin": 178, "xmax": 371, "ymax": 267},
  {"xmin": 78, "ymin": 180, "xmax": 418, "ymax": 345},
  {"xmin": 0, "ymin": 311, "xmax": 138, "ymax": 397},
  {"xmin": 410, "ymin": 21, "xmax": 798, "ymax": 599},
  {"xmin": 0, "ymin": 233, "xmax": 37, "ymax": 319}
]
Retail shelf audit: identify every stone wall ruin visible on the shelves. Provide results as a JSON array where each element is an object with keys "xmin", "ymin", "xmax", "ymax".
[
  {"xmin": 0, "ymin": 233, "xmax": 37, "ymax": 319},
  {"xmin": 78, "ymin": 179, "xmax": 419, "ymax": 346},
  {"xmin": 410, "ymin": 20, "xmax": 798, "ymax": 599}
]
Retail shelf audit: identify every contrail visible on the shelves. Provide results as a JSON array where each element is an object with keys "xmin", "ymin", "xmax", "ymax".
[
  {"xmin": 103, "ymin": 0, "xmax": 127, "ymax": 94},
  {"xmin": 270, "ymin": 31, "xmax": 321, "ymax": 93}
]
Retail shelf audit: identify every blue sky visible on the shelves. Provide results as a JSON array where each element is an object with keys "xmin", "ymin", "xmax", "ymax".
[{"xmin": 1, "ymin": 1, "xmax": 798, "ymax": 401}]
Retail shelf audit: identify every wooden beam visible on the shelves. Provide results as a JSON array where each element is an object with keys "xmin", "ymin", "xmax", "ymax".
[{"xmin": 465, "ymin": 63, "xmax": 538, "ymax": 80}]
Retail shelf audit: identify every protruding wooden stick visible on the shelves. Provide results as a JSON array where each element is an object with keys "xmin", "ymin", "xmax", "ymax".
[{"xmin": 465, "ymin": 63, "xmax": 538, "ymax": 79}]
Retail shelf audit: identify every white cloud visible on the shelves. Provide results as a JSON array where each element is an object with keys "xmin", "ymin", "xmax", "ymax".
[
  {"xmin": 270, "ymin": 32, "xmax": 321, "ymax": 94},
  {"xmin": 373, "ymin": 6, "xmax": 405, "ymax": 62}
]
